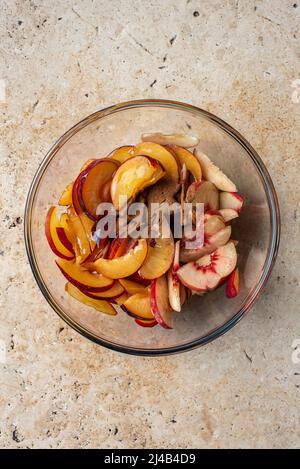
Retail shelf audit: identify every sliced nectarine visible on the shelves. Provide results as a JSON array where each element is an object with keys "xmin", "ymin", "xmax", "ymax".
[
  {"xmin": 59, "ymin": 183, "xmax": 73, "ymax": 206},
  {"xmin": 108, "ymin": 145, "xmax": 134, "ymax": 164},
  {"xmin": 177, "ymin": 242, "xmax": 237, "ymax": 292},
  {"xmin": 45, "ymin": 207, "xmax": 75, "ymax": 260},
  {"xmin": 111, "ymin": 156, "xmax": 165, "ymax": 210},
  {"xmin": 78, "ymin": 159, "xmax": 119, "ymax": 220},
  {"xmin": 65, "ymin": 282, "xmax": 117, "ymax": 316},
  {"xmin": 123, "ymin": 293, "xmax": 155, "ymax": 320},
  {"xmin": 119, "ymin": 278, "xmax": 148, "ymax": 295},
  {"xmin": 135, "ymin": 318, "xmax": 157, "ymax": 328},
  {"xmin": 67, "ymin": 207, "xmax": 91, "ymax": 262},
  {"xmin": 150, "ymin": 274, "xmax": 173, "ymax": 329},
  {"xmin": 220, "ymin": 192, "xmax": 244, "ymax": 214},
  {"xmin": 170, "ymin": 145, "xmax": 202, "ymax": 181},
  {"xmin": 80, "ymin": 281, "xmax": 124, "ymax": 300},
  {"xmin": 186, "ymin": 180, "xmax": 219, "ymax": 211},
  {"xmin": 167, "ymin": 241, "xmax": 181, "ymax": 312},
  {"xmin": 133, "ymin": 142, "xmax": 179, "ymax": 182},
  {"xmin": 195, "ymin": 150, "xmax": 237, "ymax": 192},
  {"xmin": 139, "ymin": 234, "xmax": 175, "ymax": 280},
  {"xmin": 141, "ymin": 132, "xmax": 199, "ymax": 148},
  {"xmin": 113, "ymin": 292, "xmax": 129, "ymax": 305},
  {"xmin": 56, "ymin": 259, "xmax": 113, "ymax": 292},
  {"xmin": 93, "ymin": 239, "xmax": 148, "ymax": 279},
  {"xmin": 226, "ymin": 268, "xmax": 239, "ymax": 298}
]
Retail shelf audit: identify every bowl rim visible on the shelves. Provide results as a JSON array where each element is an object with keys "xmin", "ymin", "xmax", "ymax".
[{"xmin": 24, "ymin": 99, "xmax": 281, "ymax": 356}]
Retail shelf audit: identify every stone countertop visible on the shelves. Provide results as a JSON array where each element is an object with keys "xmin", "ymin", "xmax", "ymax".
[{"xmin": 0, "ymin": 0, "xmax": 299, "ymax": 449}]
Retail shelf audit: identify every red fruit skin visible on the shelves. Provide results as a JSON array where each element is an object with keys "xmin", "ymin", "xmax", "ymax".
[
  {"xmin": 135, "ymin": 318, "xmax": 157, "ymax": 328},
  {"xmin": 226, "ymin": 268, "xmax": 239, "ymax": 298},
  {"xmin": 120, "ymin": 305, "xmax": 154, "ymax": 322},
  {"xmin": 55, "ymin": 262, "xmax": 113, "ymax": 293},
  {"xmin": 129, "ymin": 271, "xmax": 151, "ymax": 286},
  {"xmin": 150, "ymin": 279, "xmax": 172, "ymax": 330},
  {"xmin": 45, "ymin": 207, "xmax": 74, "ymax": 260},
  {"xmin": 56, "ymin": 227, "xmax": 75, "ymax": 255}
]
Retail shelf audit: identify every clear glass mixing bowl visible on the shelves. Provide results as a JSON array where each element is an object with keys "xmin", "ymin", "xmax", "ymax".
[{"xmin": 24, "ymin": 100, "xmax": 280, "ymax": 355}]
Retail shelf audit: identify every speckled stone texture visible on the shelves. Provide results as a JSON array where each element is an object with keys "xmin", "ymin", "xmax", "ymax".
[{"xmin": 0, "ymin": 0, "xmax": 299, "ymax": 449}]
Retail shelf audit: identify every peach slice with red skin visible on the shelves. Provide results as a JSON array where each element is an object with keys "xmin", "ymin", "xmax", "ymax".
[
  {"xmin": 119, "ymin": 278, "xmax": 148, "ymax": 295},
  {"xmin": 226, "ymin": 268, "xmax": 239, "ymax": 298},
  {"xmin": 65, "ymin": 282, "xmax": 117, "ymax": 316},
  {"xmin": 45, "ymin": 207, "xmax": 75, "ymax": 260},
  {"xmin": 194, "ymin": 150, "xmax": 237, "ymax": 192},
  {"xmin": 141, "ymin": 133, "xmax": 199, "ymax": 148},
  {"xmin": 167, "ymin": 241, "xmax": 181, "ymax": 312},
  {"xmin": 135, "ymin": 318, "xmax": 157, "ymax": 328},
  {"xmin": 123, "ymin": 293, "xmax": 155, "ymax": 320},
  {"xmin": 74, "ymin": 158, "xmax": 119, "ymax": 220},
  {"xmin": 186, "ymin": 180, "xmax": 219, "ymax": 211},
  {"xmin": 67, "ymin": 207, "xmax": 91, "ymax": 262},
  {"xmin": 150, "ymin": 275, "xmax": 173, "ymax": 329},
  {"xmin": 177, "ymin": 242, "xmax": 237, "ymax": 293},
  {"xmin": 59, "ymin": 183, "xmax": 73, "ymax": 206},
  {"xmin": 217, "ymin": 208, "xmax": 239, "ymax": 222},
  {"xmin": 80, "ymin": 281, "xmax": 124, "ymax": 300},
  {"xmin": 139, "ymin": 232, "xmax": 175, "ymax": 280},
  {"xmin": 169, "ymin": 145, "xmax": 202, "ymax": 181},
  {"xmin": 111, "ymin": 155, "xmax": 165, "ymax": 211},
  {"xmin": 93, "ymin": 239, "xmax": 148, "ymax": 279},
  {"xmin": 113, "ymin": 292, "xmax": 129, "ymax": 306},
  {"xmin": 220, "ymin": 192, "xmax": 244, "ymax": 214},
  {"xmin": 180, "ymin": 213, "xmax": 231, "ymax": 263},
  {"xmin": 132, "ymin": 142, "xmax": 179, "ymax": 182},
  {"xmin": 108, "ymin": 145, "xmax": 134, "ymax": 164},
  {"xmin": 56, "ymin": 258, "xmax": 114, "ymax": 292}
]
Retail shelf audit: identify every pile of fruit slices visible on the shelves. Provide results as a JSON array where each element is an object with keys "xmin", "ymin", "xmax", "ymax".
[{"xmin": 45, "ymin": 133, "xmax": 244, "ymax": 329}]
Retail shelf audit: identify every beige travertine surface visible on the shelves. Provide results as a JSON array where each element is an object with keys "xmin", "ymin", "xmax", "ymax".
[{"xmin": 0, "ymin": 0, "xmax": 299, "ymax": 449}]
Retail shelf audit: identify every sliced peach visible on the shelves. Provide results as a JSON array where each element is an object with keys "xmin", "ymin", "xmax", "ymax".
[
  {"xmin": 123, "ymin": 293, "xmax": 155, "ymax": 320},
  {"xmin": 220, "ymin": 192, "xmax": 244, "ymax": 214},
  {"xmin": 141, "ymin": 132, "xmax": 199, "ymax": 148},
  {"xmin": 195, "ymin": 150, "xmax": 237, "ymax": 192},
  {"xmin": 65, "ymin": 282, "xmax": 117, "ymax": 316},
  {"xmin": 150, "ymin": 275, "xmax": 173, "ymax": 329},
  {"xmin": 135, "ymin": 318, "xmax": 157, "ymax": 328},
  {"xmin": 111, "ymin": 155, "xmax": 165, "ymax": 211},
  {"xmin": 108, "ymin": 145, "xmax": 134, "ymax": 164},
  {"xmin": 59, "ymin": 183, "xmax": 73, "ymax": 206},
  {"xmin": 170, "ymin": 145, "xmax": 202, "ymax": 181},
  {"xmin": 186, "ymin": 180, "xmax": 219, "ymax": 211},
  {"xmin": 77, "ymin": 159, "xmax": 119, "ymax": 220},
  {"xmin": 93, "ymin": 239, "xmax": 148, "ymax": 279},
  {"xmin": 113, "ymin": 292, "xmax": 129, "ymax": 305},
  {"xmin": 45, "ymin": 207, "xmax": 75, "ymax": 260},
  {"xmin": 129, "ymin": 271, "xmax": 151, "ymax": 286},
  {"xmin": 167, "ymin": 241, "xmax": 181, "ymax": 312},
  {"xmin": 80, "ymin": 159, "xmax": 95, "ymax": 171},
  {"xmin": 56, "ymin": 227, "xmax": 75, "ymax": 254},
  {"xmin": 119, "ymin": 278, "xmax": 148, "ymax": 295},
  {"xmin": 111, "ymin": 237, "xmax": 137, "ymax": 259},
  {"xmin": 60, "ymin": 213, "xmax": 75, "ymax": 245},
  {"xmin": 139, "ymin": 233, "xmax": 175, "ymax": 280},
  {"xmin": 218, "ymin": 208, "xmax": 239, "ymax": 222},
  {"xmin": 56, "ymin": 259, "xmax": 113, "ymax": 292},
  {"xmin": 180, "ymin": 225, "xmax": 231, "ymax": 263},
  {"xmin": 177, "ymin": 242, "xmax": 237, "ymax": 292},
  {"xmin": 67, "ymin": 207, "xmax": 91, "ymax": 262},
  {"xmin": 80, "ymin": 281, "xmax": 124, "ymax": 300},
  {"xmin": 81, "ymin": 237, "xmax": 110, "ymax": 269},
  {"xmin": 133, "ymin": 142, "xmax": 179, "ymax": 182},
  {"xmin": 226, "ymin": 268, "xmax": 239, "ymax": 298}
]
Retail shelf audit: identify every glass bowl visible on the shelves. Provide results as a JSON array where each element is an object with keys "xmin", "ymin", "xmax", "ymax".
[{"xmin": 24, "ymin": 99, "xmax": 280, "ymax": 356}]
